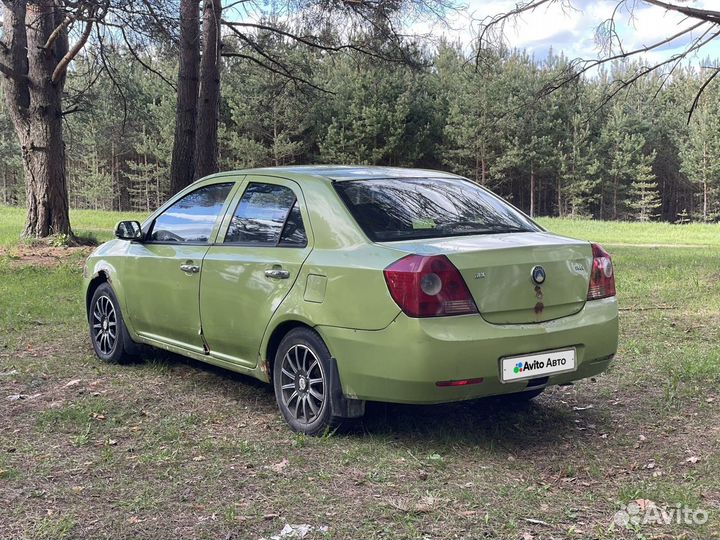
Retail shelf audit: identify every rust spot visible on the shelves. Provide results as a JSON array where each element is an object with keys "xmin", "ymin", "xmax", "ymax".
[
  {"xmin": 534, "ymin": 285, "xmax": 543, "ymax": 300},
  {"xmin": 260, "ymin": 359, "xmax": 270, "ymax": 381},
  {"xmin": 534, "ymin": 302, "xmax": 544, "ymax": 314}
]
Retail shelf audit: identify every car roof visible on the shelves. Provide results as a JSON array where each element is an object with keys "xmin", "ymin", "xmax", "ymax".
[{"xmin": 208, "ymin": 165, "xmax": 462, "ymax": 183}]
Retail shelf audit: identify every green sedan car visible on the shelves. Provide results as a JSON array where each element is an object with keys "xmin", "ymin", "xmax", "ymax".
[{"xmin": 83, "ymin": 166, "xmax": 618, "ymax": 434}]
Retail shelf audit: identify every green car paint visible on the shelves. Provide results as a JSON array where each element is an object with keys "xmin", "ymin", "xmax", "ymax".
[{"xmin": 83, "ymin": 166, "xmax": 618, "ymax": 406}]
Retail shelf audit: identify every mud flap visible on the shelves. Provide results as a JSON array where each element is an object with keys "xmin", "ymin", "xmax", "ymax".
[
  {"xmin": 328, "ymin": 357, "xmax": 365, "ymax": 418},
  {"xmin": 122, "ymin": 323, "xmax": 143, "ymax": 356}
]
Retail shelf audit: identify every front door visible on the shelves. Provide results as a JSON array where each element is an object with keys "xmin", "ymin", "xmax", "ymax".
[
  {"xmin": 200, "ymin": 178, "xmax": 312, "ymax": 367},
  {"xmin": 124, "ymin": 181, "xmax": 236, "ymax": 353}
]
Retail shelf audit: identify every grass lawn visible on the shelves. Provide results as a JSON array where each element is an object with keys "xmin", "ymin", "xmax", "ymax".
[{"xmin": 0, "ymin": 205, "xmax": 718, "ymax": 539}]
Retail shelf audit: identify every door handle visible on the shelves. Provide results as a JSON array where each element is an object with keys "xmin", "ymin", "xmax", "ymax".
[
  {"xmin": 265, "ymin": 268, "xmax": 290, "ymax": 280},
  {"xmin": 180, "ymin": 264, "xmax": 200, "ymax": 274}
]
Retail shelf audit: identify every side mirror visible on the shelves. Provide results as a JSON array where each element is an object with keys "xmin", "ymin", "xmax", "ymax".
[{"xmin": 115, "ymin": 220, "xmax": 143, "ymax": 241}]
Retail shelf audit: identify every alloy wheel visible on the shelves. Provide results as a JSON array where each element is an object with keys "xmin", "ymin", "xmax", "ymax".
[
  {"xmin": 279, "ymin": 344, "xmax": 326, "ymax": 424},
  {"xmin": 92, "ymin": 295, "xmax": 117, "ymax": 356}
]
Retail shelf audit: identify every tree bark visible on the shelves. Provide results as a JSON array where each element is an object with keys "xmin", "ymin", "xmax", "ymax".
[
  {"xmin": 1, "ymin": 0, "xmax": 73, "ymax": 238},
  {"xmin": 702, "ymin": 142, "xmax": 708, "ymax": 221},
  {"xmin": 194, "ymin": 0, "xmax": 222, "ymax": 180},
  {"xmin": 529, "ymin": 164, "xmax": 535, "ymax": 217},
  {"xmin": 170, "ymin": 0, "xmax": 201, "ymax": 194}
]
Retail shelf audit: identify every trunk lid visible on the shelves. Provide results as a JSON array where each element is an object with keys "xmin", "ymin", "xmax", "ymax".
[{"xmin": 381, "ymin": 232, "xmax": 592, "ymax": 324}]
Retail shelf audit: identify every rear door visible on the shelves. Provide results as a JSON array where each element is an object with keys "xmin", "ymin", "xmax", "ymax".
[
  {"xmin": 200, "ymin": 177, "xmax": 312, "ymax": 367},
  {"xmin": 124, "ymin": 181, "xmax": 236, "ymax": 353}
]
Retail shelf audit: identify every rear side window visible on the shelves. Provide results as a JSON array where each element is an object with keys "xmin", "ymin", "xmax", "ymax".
[
  {"xmin": 225, "ymin": 183, "xmax": 307, "ymax": 247},
  {"xmin": 150, "ymin": 183, "xmax": 233, "ymax": 243},
  {"xmin": 334, "ymin": 177, "xmax": 540, "ymax": 242}
]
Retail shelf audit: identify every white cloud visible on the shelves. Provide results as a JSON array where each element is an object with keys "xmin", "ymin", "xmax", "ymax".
[{"xmin": 416, "ymin": 0, "xmax": 720, "ymax": 62}]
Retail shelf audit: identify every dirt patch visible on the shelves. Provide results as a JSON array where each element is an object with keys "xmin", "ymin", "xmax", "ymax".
[{"xmin": 0, "ymin": 245, "xmax": 92, "ymax": 268}]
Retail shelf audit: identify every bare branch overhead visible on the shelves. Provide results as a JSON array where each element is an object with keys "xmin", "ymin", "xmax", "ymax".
[{"xmin": 477, "ymin": 0, "xmax": 720, "ymax": 116}]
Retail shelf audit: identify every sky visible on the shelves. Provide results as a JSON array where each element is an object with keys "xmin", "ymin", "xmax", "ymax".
[{"xmin": 417, "ymin": 0, "xmax": 720, "ymax": 64}]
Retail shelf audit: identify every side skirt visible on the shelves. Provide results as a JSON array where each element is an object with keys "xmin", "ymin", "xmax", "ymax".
[{"xmin": 135, "ymin": 335, "xmax": 265, "ymax": 380}]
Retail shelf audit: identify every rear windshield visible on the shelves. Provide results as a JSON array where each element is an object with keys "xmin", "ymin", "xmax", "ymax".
[{"xmin": 334, "ymin": 177, "xmax": 541, "ymax": 242}]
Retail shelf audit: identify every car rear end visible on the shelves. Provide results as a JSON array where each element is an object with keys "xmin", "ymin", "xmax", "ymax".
[{"xmin": 320, "ymin": 175, "xmax": 618, "ymax": 404}]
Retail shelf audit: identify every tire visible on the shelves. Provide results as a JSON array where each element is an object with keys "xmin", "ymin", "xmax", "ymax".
[
  {"xmin": 88, "ymin": 283, "xmax": 133, "ymax": 363},
  {"xmin": 273, "ymin": 328, "xmax": 339, "ymax": 436}
]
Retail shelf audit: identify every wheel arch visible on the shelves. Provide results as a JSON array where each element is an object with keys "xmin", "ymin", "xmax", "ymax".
[
  {"xmin": 263, "ymin": 318, "xmax": 365, "ymax": 420},
  {"xmin": 263, "ymin": 319, "xmax": 316, "ymax": 382},
  {"xmin": 86, "ymin": 271, "xmax": 110, "ymax": 317}
]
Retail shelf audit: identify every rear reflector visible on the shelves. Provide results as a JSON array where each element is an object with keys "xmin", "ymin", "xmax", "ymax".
[
  {"xmin": 587, "ymin": 243, "xmax": 616, "ymax": 300},
  {"xmin": 436, "ymin": 378, "xmax": 484, "ymax": 387}
]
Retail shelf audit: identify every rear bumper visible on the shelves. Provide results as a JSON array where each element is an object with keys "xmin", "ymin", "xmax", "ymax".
[{"xmin": 316, "ymin": 297, "xmax": 618, "ymax": 404}]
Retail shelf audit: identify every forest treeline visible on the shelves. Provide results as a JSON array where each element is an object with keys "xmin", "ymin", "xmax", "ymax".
[{"xmin": 1, "ymin": 39, "xmax": 718, "ymax": 222}]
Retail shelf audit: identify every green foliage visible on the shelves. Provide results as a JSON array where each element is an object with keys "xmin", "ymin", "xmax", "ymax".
[
  {"xmin": 318, "ymin": 55, "xmax": 439, "ymax": 166},
  {"xmin": 680, "ymin": 83, "xmax": 720, "ymax": 222},
  {"xmin": 0, "ymin": 90, "xmax": 23, "ymax": 205},
  {"xmin": 222, "ymin": 30, "xmax": 316, "ymax": 168},
  {"xmin": 1, "ymin": 39, "xmax": 718, "ymax": 222},
  {"xmin": 627, "ymin": 153, "xmax": 661, "ymax": 221}
]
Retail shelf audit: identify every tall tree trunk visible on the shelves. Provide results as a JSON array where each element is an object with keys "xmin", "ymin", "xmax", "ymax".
[
  {"xmin": 557, "ymin": 174, "xmax": 562, "ymax": 217},
  {"xmin": 1, "ymin": 0, "xmax": 74, "ymax": 238},
  {"xmin": 702, "ymin": 143, "xmax": 708, "ymax": 221},
  {"xmin": 529, "ymin": 164, "xmax": 535, "ymax": 217},
  {"xmin": 612, "ymin": 174, "xmax": 618, "ymax": 220},
  {"xmin": 170, "ymin": 0, "xmax": 201, "ymax": 194},
  {"xmin": 194, "ymin": 0, "xmax": 222, "ymax": 179}
]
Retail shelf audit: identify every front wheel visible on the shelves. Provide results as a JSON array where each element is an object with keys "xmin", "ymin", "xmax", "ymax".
[
  {"xmin": 273, "ymin": 328, "xmax": 339, "ymax": 435},
  {"xmin": 89, "ymin": 283, "xmax": 133, "ymax": 363}
]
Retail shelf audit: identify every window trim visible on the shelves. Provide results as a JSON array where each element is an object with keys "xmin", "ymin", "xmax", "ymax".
[
  {"xmin": 222, "ymin": 182, "xmax": 308, "ymax": 248},
  {"xmin": 144, "ymin": 181, "xmax": 236, "ymax": 245},
  {"xmin": 333, "ymin": 176, "xmax": 542, "ymax": 243}
]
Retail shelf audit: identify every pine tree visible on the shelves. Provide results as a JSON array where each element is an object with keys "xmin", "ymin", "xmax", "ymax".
[
  {"xmin": 628, "ymin": 151, "xmax": 661, "ymax": 221},
  {"xmin": 680, "ymin": 84, "xmax": 720, "ymax": 222}
]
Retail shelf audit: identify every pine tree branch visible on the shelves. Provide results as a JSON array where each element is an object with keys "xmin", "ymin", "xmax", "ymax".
[
  {"xmin": 52, "ymin": 16, "xmax": 94, "ymax": 83},
  {"xmin": 221, "ymin": 20, "xmax": 412, "ymax": 65},
  {"xmin": 688, "ymin": 68, "xmax": 720, "ymax": 123},
  {"xmin": 642, "ymin": 0, "xmax": 720, "ymax": 24},
  {"xmin": 44, "ymin": 10, "xmax": 79, "ymax": 51},
  {"xmin": 477, "ymin": 0, "xmax": 556, "ymax": 49},
  {"xmin": 220, "ymin": 51, "xmax": 331, "ymax": 94},
  {"xmin": 113, "ymin": 19, "xmax": 177, "ymax": 90}
]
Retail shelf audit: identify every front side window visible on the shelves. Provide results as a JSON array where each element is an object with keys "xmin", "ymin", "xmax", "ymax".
[
  {"xmin": 334, "ymin": 177, "xmax": 541, "ymax": 242},
  {"xmin": 225, "ymin": 183, "xmax": 307, "ymax": 246},
  {"xmin": 150, "ymin": 183, "xmax": 233, "ymax": 243}
]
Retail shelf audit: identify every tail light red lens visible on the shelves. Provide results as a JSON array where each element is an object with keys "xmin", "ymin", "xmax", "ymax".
[
  {"xmin": 384, "ymin": 254, "xmax": 478, "ymax": 317},
  {"xmin": 587, "ymin": 243, "xmax": 616, "ymax": 300}
]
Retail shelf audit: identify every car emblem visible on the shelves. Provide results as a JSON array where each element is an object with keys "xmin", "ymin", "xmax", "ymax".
[{"xmin": 531, "ymin": 265, "xmax": 546, "ymax": 285}]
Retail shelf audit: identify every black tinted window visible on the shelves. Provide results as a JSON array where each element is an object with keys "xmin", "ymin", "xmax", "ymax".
[
  {"xmin": 279, "ymin": 201, "xmax": 307, "ymax": 246},
  {"xmin": 150, "ymin": 183, "xmax": 233, "ymax": 243},
  {"xmin": 225, "ymin": 183, "xmax": 306, "ymax": 246},
  {"xmin": 334, "ymin": 178, "xmax": 540, "ymax": 242}
]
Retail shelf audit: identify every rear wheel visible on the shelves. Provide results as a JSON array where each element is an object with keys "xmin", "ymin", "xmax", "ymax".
[
  {"xmin": 273, "ymin": 328, "xmax": 339, "ymax": 435},
  {"xmin": 89, "ymin": 283, "xmax": 133, "ymax": 363}
]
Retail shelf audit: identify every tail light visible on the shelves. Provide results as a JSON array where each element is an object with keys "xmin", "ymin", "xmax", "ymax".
[
  {"xmin": 587, "ymin": 243, "xmax": 616, "ymax": 300},
  {"xmin": 384, "ymin": 254, "xmax": 478, "ymax": 317}
]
